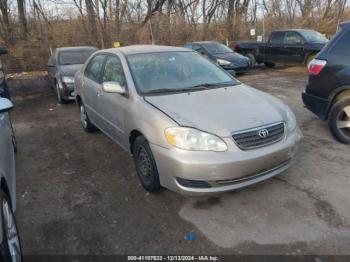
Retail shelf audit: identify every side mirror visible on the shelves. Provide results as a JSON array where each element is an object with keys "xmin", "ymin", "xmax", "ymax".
[
  {"xmin": 0, "ymin": 48, "xmax": 8, "ymax": 55},
  {"xmin": 102, "ymin": 81, "xmax": 126, "ymax": 94},
  {"xmin": 0, "ymin": 98, "xmax": 13, "ymax": 113}
]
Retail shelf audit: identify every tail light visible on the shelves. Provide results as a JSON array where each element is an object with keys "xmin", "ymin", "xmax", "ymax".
[{"xmin": 308, "ymin": 59, "xmax": 327, "ymax": 75}]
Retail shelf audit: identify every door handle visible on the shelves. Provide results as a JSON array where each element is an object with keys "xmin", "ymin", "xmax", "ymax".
[{"xmin": 97, "ymin": 90, "xmax": 101, "ymax": 97}]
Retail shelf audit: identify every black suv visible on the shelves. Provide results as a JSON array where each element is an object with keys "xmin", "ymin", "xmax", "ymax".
[
  {"xmin": 303, "ymin": 21, "xmax": 350, "ymax": 143},
  {"xmin": 0, "ymin": 48, "xmax": 9, "ymax": 99}
]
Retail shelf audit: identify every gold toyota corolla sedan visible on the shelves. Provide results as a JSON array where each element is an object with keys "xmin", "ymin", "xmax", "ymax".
[{"xmin": 74, "ymin": 45, "xmax": 303, "ymax": 195}]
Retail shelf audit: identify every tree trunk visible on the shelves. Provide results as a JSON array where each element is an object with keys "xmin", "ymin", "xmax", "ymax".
[
  {"xmin": 17, "ymin": 0, "xmax": 27, "ymax": 39},
  {"xmin": 85, "ymin": 0, "xmax": 99, "ymax": 45}
]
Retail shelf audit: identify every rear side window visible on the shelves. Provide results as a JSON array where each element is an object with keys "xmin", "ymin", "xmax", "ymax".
[
  {"xmin": 269, "ymin": 32, "xmax": 285, "ymax": 44},
  {"xmin": 330, "ymin": 30, "xmax": 350, "ymax": 56},
  {"xmin": 85, "ymin": 54, "xmax": 106, "ymax": 83}
]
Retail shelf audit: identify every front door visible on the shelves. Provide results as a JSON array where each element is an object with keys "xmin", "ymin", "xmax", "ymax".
[
  {"xmin": 98, "ymin": 55, "xmax": 129, "ymax": 148},
  {"xmin": 82, "ymin": 54, "xmax": 106, "ymax": 126},
  {"xmin": 282, "ymin": 31, "xmax": 306, "ymax": 65}
]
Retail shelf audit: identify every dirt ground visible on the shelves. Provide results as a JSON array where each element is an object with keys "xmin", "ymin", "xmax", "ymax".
[{"xmin": 7, "ymin": 66, "xmax": 350, "ymax": 256}]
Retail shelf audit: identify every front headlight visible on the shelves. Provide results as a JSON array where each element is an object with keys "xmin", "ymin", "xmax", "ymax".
[
  {"xmin": 62, "ymin": 76, "xmax": 74, "ymax": 84},
  {"xmin": 216, "ymin": 59, "xmax": 231, "ymax": 66},
  {"xmin": 285, "ymin": 107, "xmax": 297, "ymax": 132},
  {"xmin": 165, "ymin": 127, "xmax": 227, "ymax": 152}
]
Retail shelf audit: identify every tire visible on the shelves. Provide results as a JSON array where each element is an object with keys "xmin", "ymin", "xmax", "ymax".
[
  {"xmin": 328, "ymin": 97, "xmax": 350, "ymax": 144},
  {"xmin": 264, "ymin": 62, "xmax": 275, "ymax": 68},
  {"xmin": 0, "ymin": 190, "xmax": 23, "ymax": 262},
  {"xmin": 306, "ymin": 54, "xmax": 315, "ymax": 67},
  {"xmin": 55, "ymin": 82, "xmax": 67, "ymax": 104},
  {"xmin": 132, "ymin": 136, "xmax": 161, "ymax": 193},
  {"xmin": 246, "ymin": 53, "xmax": 256, "ymax": 68},
  {"xmin": 79, "ymin": 102, "xmax": 97, "ymax": 133}
]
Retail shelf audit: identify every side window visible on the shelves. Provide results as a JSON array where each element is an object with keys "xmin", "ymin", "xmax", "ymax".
[
  {"xmin": 192, "ymin": 45, "xmax": 207, "ymax": 55},
  {"xmin": 102, "ymin": 56, "xmax": 127, "ymax": 87},
  {"xmin": 85, "ymin": 54, "xmax": 106, "ymax": 83},
  {"xmin": 331, "ymin": 31, "xmax": 350, "ymax": 56},
  {"xmin": 269, "ymin": 32, "xmax": 285, "ymax": 44},
  {"xmin": 284, "ymin": 32, "xmax": 303, "ymax": 45}
]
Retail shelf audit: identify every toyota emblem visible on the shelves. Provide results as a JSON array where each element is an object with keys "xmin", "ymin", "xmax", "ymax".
[{"xmin": 258, "ymin": 129, "xmax": 269, "ymax": 138}]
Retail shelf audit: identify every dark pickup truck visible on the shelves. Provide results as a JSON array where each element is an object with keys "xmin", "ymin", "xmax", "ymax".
[{"xmin": 234, "ymin": 29, "xmax": 328, "ymax": 68}]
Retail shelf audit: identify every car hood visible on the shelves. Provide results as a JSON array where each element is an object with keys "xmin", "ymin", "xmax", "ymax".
[
  {"xmin": 144, "ymin": 84, "xmax": 286, "ymax": 137},
  {"xmin": 59, "ymin": 64, "xmax": 83, "ymax": 77},
  {"xmin": 214, "ymin": 52, "xmax": 248, "ymax": 63}
]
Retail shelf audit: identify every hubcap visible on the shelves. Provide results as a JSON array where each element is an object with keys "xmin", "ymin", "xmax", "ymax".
[
  {"xmin": 2, "ymin": 199, "xmax": 21, "ymax": 262},
  {"xmin": 336, "ymin": 105, "xmax": 350, "ymax": 137},
  {"xmin": 137, "ymin": 146, "xmax": 152, "ymax": 184},
  {"xmin": 80, "ymin": 105, "xmax": 88, "ymax": 128}
]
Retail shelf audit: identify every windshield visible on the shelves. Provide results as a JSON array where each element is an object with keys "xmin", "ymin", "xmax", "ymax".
[
  {"xmin": 202, "ymin": 42, "xmax": 233, "ymax": 54},
  {"xmin": 59, "ymin": 49, "xmax": 96, "ymax": 65},
  {"xmin": 300, "ymin": 31, "xmax": 328, "ymax": 43},
  {"xmin": 127, "ymin": 51, "xmax": 236, "ymax": 95}
]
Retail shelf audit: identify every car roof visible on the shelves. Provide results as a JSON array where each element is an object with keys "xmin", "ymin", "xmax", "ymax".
[
  {"xmin": 340, "ymin": 20, "xmax": 350, "ymax": 28},
  {"xmin": 57, "ymin": 46, "xmax": 97, "ymax": 52},
  {"xmin": 271, "ymin": 29, "xmax": 318, "ymax": 33},
  {"xmin": 189, "ymin": 41, "xmax": 221, "ymax": 45},
  {"xmin": 105, "ymin": 45, "xmax": 191, "ymax": 55}
]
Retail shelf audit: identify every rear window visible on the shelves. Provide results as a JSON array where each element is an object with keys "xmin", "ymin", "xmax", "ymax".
[
  {"xmin": 269, "ymin": 32, "xmax": 285, "ymax": 44},
  {"xmin": 330, "ymin": 29, "xmax": 350, "ymax": 56}
]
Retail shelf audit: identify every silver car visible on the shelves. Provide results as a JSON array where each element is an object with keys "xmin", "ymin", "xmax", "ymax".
[
  {"xmin": 74, "ymin": 45, "xmax": 302, "ymax": 195},
  {"xmin": 0, "ymin": 98, "xmax": 22, "ymax": 261}
]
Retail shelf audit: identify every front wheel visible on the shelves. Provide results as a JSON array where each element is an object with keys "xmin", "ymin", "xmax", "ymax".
[
  {"xmin": 329, "ymin": 97, "xmax": 350, "ymax": 144},
  {"xmin": 0, "ymin": 191, "xmax": 23, "ymax": 262},
  {"xmin": 79, "ymin": 103, "xmax": 97, "ymax": 133},
  {"xmin": 55, "ymin": 82, "xmax": 67, "ymax": 104},
  {"xmin": 132, "ymin": 136, "xmax": 161, "ymax": 193}
]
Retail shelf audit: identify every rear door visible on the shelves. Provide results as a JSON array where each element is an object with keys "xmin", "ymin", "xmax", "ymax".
[
  {"xmin": 282, "ymin": 31, "xmax": 306, "ymax": 64},
  {"xmin": 98, "ymin": 55, "xmax": 129, "ymax": 148},
  {"xmin": 265, "ymin": 32, "xmax": 285, "ymax": 63},
  {"xmin": 82, "ymin": 54, "xmax": 106, "ymax": 126}
]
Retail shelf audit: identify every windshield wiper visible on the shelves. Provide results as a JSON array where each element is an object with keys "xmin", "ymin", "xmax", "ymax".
[
  {"xmin": 190, "ymin": 82, "xmax": 235, "ymax": 89},
  {"xmin": 143, "ymin": 86, "xmax": 207, "ymax": 95}
]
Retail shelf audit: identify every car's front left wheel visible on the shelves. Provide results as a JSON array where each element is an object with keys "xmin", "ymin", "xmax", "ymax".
[
  {"xmin": 329, "ymin": 97, "xmax": 350, "ymax": 144},
  {"xmin": 0, "ymin": 190, "xmax": 22, "ymax": 262},
  {"xmin": 132, "ymin": 136, "xmax": 161, "ymax": 193},
  {"xmin": 79, "ymin": 103, "xmax": 97, "ymax": 133}
]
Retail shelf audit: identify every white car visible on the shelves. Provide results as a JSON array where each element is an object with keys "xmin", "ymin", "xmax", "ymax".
[{"xmin": 0, "ymin": 97, "xmax": 22, "ymax": 262}]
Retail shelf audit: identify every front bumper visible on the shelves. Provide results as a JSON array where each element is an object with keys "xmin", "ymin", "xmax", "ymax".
[
  {"xmin": 61, "ymin": 82, "xmax": 76, "ymax": 100},
  {"xmin": 302, "ymin": 90, "xmax": 330, "ymax": 120},
  {"xmin": 151, "ymin": 127, "xmax": 302, "ymax": 196}
]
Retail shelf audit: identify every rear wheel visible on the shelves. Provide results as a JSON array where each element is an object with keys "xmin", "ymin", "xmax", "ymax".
[
  {"xmin": 0, "ymin": 190, "xmax": 22, "ymax": 262},
  {"xmin": 245, "ymin": 53, "xmax": 256, "ymax": 68},
  {"xmin": 132, "ymin": 136, "xmax": 160, "ymax": 193},
  {"xmin": 329, "ymin": 97, "xmax": 350, "ymax": 144},
  {"xmin": 264, "ymin": 62, "xmax": 275, "ymax": 68},
  {"xmin": 79, "ymin": 103, "xmax": 97, "ymax": 133}
]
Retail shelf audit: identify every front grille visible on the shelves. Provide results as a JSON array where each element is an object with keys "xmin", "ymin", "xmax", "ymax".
[{"xmin": 232, "ymin": 122, "xmax": 285, "ymax": 150}]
